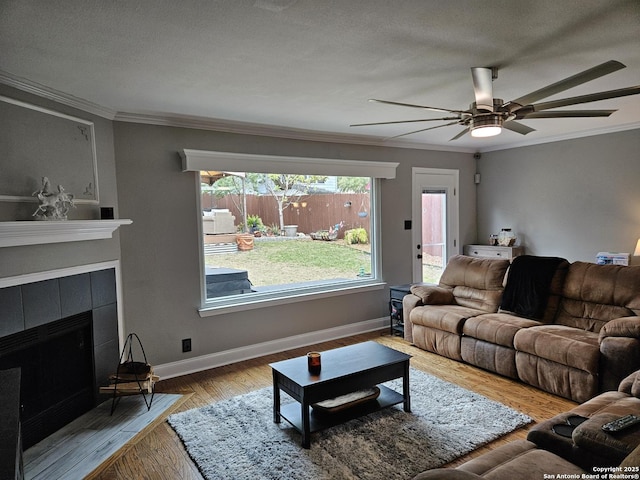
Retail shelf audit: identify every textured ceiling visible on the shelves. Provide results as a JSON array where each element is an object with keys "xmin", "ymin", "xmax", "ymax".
[{"xmin": 1, "ymin": 0, "xmax": 639, "ymax": 152}]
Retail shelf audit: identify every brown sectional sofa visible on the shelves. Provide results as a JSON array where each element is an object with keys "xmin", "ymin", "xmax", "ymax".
[
  {"xmin": 412, "ymin": 369, "xmax": 640, "ymax": 479},
  {"xmin": 404, "ymin": 254, "xmax": 640, "ymax": 402}
]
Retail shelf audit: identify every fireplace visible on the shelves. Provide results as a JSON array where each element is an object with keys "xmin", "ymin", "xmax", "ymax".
[
  {"xmin": 0, "ymin": 312, "xmax": 95, "ymax": 448},
  {"xmin": 0, "ymin": 264, "xmax": 121, "ymax": 450}
]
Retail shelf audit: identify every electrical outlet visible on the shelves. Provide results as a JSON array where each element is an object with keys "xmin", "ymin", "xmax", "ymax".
[{"xmin": 182, "ymin": 338, "xmax": 192, "ymax": 353}]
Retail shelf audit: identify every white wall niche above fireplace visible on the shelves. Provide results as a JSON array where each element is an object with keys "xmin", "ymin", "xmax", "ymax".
[{"xmin": 0, "ymin": 219, "xmax": 132, "ymax": 247}]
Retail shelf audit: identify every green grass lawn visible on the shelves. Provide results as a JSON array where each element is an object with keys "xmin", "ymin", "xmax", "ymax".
[{"xmin": 206, "ymin": 239, "xmax": 371, "ymax": 286}]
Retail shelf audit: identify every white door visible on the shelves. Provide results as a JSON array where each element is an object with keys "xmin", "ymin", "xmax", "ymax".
[{"xmin": 412, "ymin": 168, "xmax": 459, "ymax": 284}]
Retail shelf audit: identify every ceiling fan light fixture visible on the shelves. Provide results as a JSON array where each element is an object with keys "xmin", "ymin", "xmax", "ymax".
[{"xmin": 470, "ymin": 114, "xmax": 504, "ymax": 138}]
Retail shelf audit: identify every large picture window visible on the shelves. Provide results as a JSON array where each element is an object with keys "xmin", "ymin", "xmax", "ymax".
[{"xmin": 181, "ymin": 150, "xmax": 398, "ymax": 313}]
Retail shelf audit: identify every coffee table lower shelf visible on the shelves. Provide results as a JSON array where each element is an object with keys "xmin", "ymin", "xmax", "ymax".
[{"xmin": 279, "ymin": 384, "xmax": 404, "ymax": 434}]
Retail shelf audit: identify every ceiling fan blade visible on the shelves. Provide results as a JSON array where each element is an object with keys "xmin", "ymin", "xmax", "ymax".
[
  {"xmin": 519, "ymin": 109, "xmax": 616, "ymax": 119},
  {"xmin": 350, "ymin": 117, "xmax": 460, "ymax": 127},
  {"xmin": 387, "ymin": 120, "xmax": 461, "ymax": 139},
  {"xmin": 449, "ymin": 128, "xmax": 469, "ymax": 141},
  {"xmin": 503, "ymin": 121, "xmax": 536, "ymax": 135},
  {"xmin": 507, "ymin": 60, "xmax": 626, "ymax": 109},
  {"xmin": 368, "ymin": 99, "xmax": 466, "ymax": 115},
  {"xmin": 529, "ymin": 86, "xmax": 640, "ymax": 111},
  {"xmin": 471, "ymin": 67, "xmax": 494, "ymax": 112}
]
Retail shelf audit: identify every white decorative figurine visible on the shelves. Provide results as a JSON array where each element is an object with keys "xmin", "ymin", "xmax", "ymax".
[{"xmin": 32, "ymin": 176, "xmax": 75, "ymax": 220}]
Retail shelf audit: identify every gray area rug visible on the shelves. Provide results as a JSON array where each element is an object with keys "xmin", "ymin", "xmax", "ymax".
[{"xmin": 168, "ymin": 368, "xmax": 532, "ymax": 480}]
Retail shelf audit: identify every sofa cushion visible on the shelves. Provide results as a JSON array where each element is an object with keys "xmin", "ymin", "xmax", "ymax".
[
  {"xmin": 412, "ymin": 440, "xmax": 587, "ymax": 480},
  {"xmin": 455, "ymin": 440, "xmax": 538, "ymax": 476},
  {"xmin": 440, "ymin": 255, "xmax": 509, "ymax": 291},
  {"xmin": 410, "ymin": 305, "xmax": 486, "ymax": 335},
  {"xmin": 461, "ymin": 338, "xmax": 519, "ymax": 379},
  {"xmin": 412, "ymin": 470, "xmax": 482, "ymax": 479},
  {"xmin": 412, "ymin": 324, "xmax": 464, "ymax": 360},
  {"xmin": 439, "ymin": 255, "xmax": 509, "ymax": 313},
  {"xmin": 556, "ymin": 262, "xmax": 640, "ymax": 332},
  {"xmin": 463, "ymin": 313, "xmax": 542, "ymax": 348},
  {"xmin": 513, "ymin": 325, "xmax": 600, "ymax": 372},
  {"xmin": 410, "ymin": 285, "xmax": 455, "ymax": 305},
  {"xmin": 516, "ymin": 353, "xmax": 597, "ymax": 402},
  {"xmin": 475, "ymin": 448, "xmax": 586, "ymax": 480}
]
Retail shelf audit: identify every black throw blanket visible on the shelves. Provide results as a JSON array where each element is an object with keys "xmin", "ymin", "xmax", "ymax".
[{"xmin": 500, "ymin": 255, "xmax": 566, "ymax": 320}]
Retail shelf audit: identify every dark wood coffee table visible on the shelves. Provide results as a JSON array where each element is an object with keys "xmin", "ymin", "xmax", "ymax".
[{"xmin": 269, "ymin": 341, "xmax": 411, "ymax": 448}]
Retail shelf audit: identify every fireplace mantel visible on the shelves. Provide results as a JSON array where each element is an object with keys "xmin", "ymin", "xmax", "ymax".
[{"xmin": 0, "ymin": 219, "xmax": 132, "ymax": 247}]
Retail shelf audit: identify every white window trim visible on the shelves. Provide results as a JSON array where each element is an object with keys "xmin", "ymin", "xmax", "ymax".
[
  {"xmin": 181, "ymin": 149, "xmax": 397, "ymax": 314},
  {"xmin": 198, "ymin": 282, "xmax": 386, "ymax": 317},
  {"xmin": 180, "ymin": 149, "xmax": 398, "ymax": 179}
]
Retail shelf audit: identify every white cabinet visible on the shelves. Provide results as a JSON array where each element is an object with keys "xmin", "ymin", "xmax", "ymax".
[{"xmin": 464, "ymin": 244, "xmax": 524, "ymax": 261}]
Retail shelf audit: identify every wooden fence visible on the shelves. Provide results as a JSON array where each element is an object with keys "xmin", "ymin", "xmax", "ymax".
[
  {"xmin": 421, "ymin": 194, "xmax": 444, "ymax": 260},
  {"xmin": 202, "ymin": 193, "xmax": 371, "ymax": 239}
]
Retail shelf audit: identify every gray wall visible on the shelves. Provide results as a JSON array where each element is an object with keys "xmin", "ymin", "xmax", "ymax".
[
  {"xmin": 0, "ymin": 85, "xmax": 122, "ymax": 276},
  {"xmin": 113, "ymin": 122, "xmax": 476, "ymax": 365},
  {"xmin": 477, "ymin": 129, "xmax": 640, "ymax": 262},
  {"xmin": 4, "ymin": 83, "xmax": 639, "ymax": 369}
]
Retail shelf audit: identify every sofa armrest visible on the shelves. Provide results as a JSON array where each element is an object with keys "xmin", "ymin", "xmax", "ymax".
[
  {"xmin": 402, "ymin": 285, "xmax": 456, "ymax": 344},
  {"xmin": 412, "ymin": 470, "xmax": 482, "ymax": 480},
  {"xmin": 599, "ymin": 317, "xmax": 640, "ymax": 391},
  {"xmin": 599, "ymin": 335, "xmax": 640, "ymax": 392},
  {"xmin": 403, "ymin": 294, "xmax": 423, "ymax": 343},
  {"xmin": 410, "ymin": 285, "xmax": 455, "ymax": 305},
  {"xmin": 599, "ymin": 316, "xmax": 640, "ymax": 341},
  {"xmin": 403, "ymin": 293, "xmax": 423, "ymax": 311},
  {"xmin": 618, "ymin": 369, "xmax": 640, "ymax": 397}
]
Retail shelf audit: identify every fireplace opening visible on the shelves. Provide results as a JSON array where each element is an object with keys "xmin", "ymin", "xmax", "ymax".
[{"xmin": 0, "ymin": 311, "xmax": 95, "ymax": 449}]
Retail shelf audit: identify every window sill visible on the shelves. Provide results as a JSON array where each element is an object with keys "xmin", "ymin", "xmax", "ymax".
[{"xmin": 198, "ymin": 281, "xmax": 386, "ymax": 317}]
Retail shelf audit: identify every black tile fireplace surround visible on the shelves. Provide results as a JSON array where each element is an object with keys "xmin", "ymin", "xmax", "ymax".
[{"xmin": 0, "ymin": 268, "xmax": 120, "ymax": 449}]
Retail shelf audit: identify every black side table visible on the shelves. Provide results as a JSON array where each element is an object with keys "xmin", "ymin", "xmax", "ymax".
[{"xmin": 389, "ymin": 284, "xmax": 412, "ymax": 336}]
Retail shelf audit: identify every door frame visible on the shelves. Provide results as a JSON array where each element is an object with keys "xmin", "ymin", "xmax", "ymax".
[{"xmin": 411, "ymin": 167, "xmax": 460, "ymax": 283}]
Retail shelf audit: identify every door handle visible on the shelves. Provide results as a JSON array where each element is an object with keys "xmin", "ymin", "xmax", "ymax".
[{"xmin": 417, "ymin": 254, "xmax": 422, "ymax": 259}]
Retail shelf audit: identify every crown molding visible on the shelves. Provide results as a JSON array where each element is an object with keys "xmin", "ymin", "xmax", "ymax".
[
  {"xmin": 2, "ymin": 70, "xmax": 636, "ymax": 154},
  {"xmin": 479, "ymin": 121, "xmax": 640, "ymax": 153},
  {"xmin": 0, "ymin": 69, "xmax": 469, "ymax": 151},
  {"xmin": 114, "ymin": 111, "xmax": 472, "ymax": 152},
  {"xmin": 0, "ymin": 70, "xmax": 117, "ymax": 119}
]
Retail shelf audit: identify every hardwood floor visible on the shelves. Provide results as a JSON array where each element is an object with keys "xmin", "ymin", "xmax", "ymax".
[{"xmin": 90, "ymin": 331, "xmax": 577, "ymax": 479}]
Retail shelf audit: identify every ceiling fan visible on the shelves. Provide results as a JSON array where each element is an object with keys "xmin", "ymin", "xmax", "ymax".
[{"xmin": 350, "ymin": 60, "xmax": 640, "ymax": 141}]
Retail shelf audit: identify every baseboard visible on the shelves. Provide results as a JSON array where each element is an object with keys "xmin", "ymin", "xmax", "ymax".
[{"xmin": 155, "ymin": 317, "xmax": 388, "ymax": 380}]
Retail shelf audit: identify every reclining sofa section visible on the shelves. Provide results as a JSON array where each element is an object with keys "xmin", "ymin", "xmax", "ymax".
[
  {"xmin": 403, "ymin": 254, "xmax": 640, "ymax": 403},
  {"xmin": 413, "ymin": 369, "xmax": 640, "ymax": 479}
]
